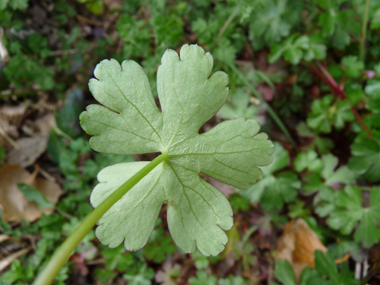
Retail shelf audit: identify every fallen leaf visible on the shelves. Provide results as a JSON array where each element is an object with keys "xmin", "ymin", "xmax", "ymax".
[
  {"xmin": 6, "ymin": 137, "xmax": 47, "ymax": 167},
  {"xmin": 0, "ymin": 246, "xmax": 32, "ymax": 272},
  {"xmin": 0, "ymin": 235, "xmax": 9, "ymax": 243},
  {"xmin": 6, "ymin": 114, "xmax": 55, "ymax": 167},
  {"xmin": 0, "ymin": 164, "xmax": 63, "ymax": 222},
  {"xmin": 275, "ymin": 218, "xmax": 327, "ymax": 283}
]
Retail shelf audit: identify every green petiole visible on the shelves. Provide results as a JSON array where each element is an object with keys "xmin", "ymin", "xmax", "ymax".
[{"xmin": 33, "ymin": 154, "xmax": 166, "ymax": 285}]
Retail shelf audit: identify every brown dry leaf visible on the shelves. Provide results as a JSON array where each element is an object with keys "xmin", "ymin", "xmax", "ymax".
[
  {"xmin": 275, "ymin": 219, "xmax": 327, "ymax": 283},
  {"xmin": 0, "ymin": 164, "xmax": 63, "ymax": 222},
  {"xmin": 6, "ymin": 113, "xmax": 56, "ymax": 167},
  {"xmin": 0, "ymin": 246, "xmax": 32, "ymax": 272}
]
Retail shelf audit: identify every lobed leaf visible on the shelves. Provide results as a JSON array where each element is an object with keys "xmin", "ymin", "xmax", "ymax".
[{"xmin": 81, "ymin": 44, "xmax": 274, "ymax": 256}]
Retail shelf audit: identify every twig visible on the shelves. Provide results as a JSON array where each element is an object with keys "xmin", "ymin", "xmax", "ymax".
[
  {"xmin": 308, "ymin": 61, "xmax": 374, "ymax": 139},
  {"xmin": 335, "ymin": 253, "xmax": 350, "ymax": 264},
  {"xmin": 0, "ymin": 125, "xmax": 19, "ymax": 149},
  {"xmin": 359, "ymin": 186, "xmax": 373, "ymax": 191},
  {"xmin": 75, "ymin": 14, "xmax": 106, "ymax": 28},
  {"xmin": 360, "ymin": 0, "xmax": 371, "ymax": 62},
  {"xmin": 50, "ymin": 49, "xmax": 77, "ymax": 56},
  {"xmin": 0, "ymin": 90, "xmax": 40, "ymax": 98},
  {"xmin": 316, "ymin": 61, "xmax": 340, "ymax": 95}
]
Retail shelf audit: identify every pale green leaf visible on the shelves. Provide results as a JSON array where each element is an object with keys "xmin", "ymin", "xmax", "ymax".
[{"xmin": 81, "ymin": 45, "xmax": 274, "ymax": 256}]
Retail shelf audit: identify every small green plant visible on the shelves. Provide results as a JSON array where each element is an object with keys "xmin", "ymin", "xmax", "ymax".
[{"xmin": 34, "ymin": 44, "xmax": 274, "ymax": 284}]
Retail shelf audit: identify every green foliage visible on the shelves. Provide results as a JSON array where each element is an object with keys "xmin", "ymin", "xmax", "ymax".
[
  {"xmin": 123, "ymin": 264, "xmax": 155, "ymax": 285},
  {"xmin": 348, "ymin": 137, "xmax": 380, "ymax": 182},
  {"xmin": 341, "ymin": 56, "xmax": 364, "ymax": 78},
  {"xmin": 3, "ymin": 0, "xmax": 380, "ymax": 283},
  {"xmin": 273, "ymin": 251, "xmax": 357, "ymax": 285},
  {"xmin": 189, "ymin": 271, "xmax": 217, "ymax": 285},
  {"xmin": 4, "ymin": 54, "xmax": 54, "ymax": 90},
  {"xmin": 218, "ymin": 88, "xmax": 263, "ymax": 120},
  {"xmin": 327, "ymin": 186, "xmax": 380, "ymax": 247},
  {"xmin": 294, "ymin": 150, "xmax": 323, "ymax": 173},
  {"xmin": 270, "ymin": 35, "xmax": 326, "ymax": 64},
  {"xmin": 17, "ymin": 183, "xmax": 54, "ymax": 209},
  {"xmin": 248, "ymin": 0, "xmax": 303, "ymax": 49},
  {"xmin": 242, "ymin": 143, "xmax": 300, "ymax": 211},
  {"xmin": 307, "ymin": 95, "xmax": 354, "ymax": 133},
  {"xmin": 143, "ymin": 236, "xmax": 177, "ymax": 263},
  {"xmin": 316, "ymin": 0, "xmax": 360, "ymax": 49},
  {"xmin": 80, "ymin": 44, "xmax": 273, "ymax": 256},
  {"xmin": 308, "ymin": 251, "xmax": 357, "ymax": 285}
]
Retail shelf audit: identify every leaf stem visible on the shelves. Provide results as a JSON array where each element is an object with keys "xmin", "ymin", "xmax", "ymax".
[
  {"xmin": 33, "ymin": 154, "xmax": 166, "ymax": 285},
  {"xmin": 227, "ymin": 62, "xmax": 299, "ymax": 152},
  {"xmin": 360, "ymin": 0, "xmax": 370, "ymax": 62},
  {"xmin": 212, "ymin": 6, "xmax": 240, "ymax": 48},
  {"xmin": 308, "ymin": 61, "xmax": 374, "ymax": 139}
]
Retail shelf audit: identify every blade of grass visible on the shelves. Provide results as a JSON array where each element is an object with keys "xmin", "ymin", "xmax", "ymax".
[
  {"xmin": 360, "ymin": 0, "xmax": 370, "ymax": 62},
  {"xmin": 227, "ymin": 62, "xmax": 299, "ymax": 152}
]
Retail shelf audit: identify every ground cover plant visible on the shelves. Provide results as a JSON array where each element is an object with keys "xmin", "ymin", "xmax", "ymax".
[{"xmin": 1, "ymin": 0, "xmax": 380, "ymax": 284}]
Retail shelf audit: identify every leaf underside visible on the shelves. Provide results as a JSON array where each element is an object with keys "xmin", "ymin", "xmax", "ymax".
[{"xmin": 80, "ymin": 44, "xmax": 273, "ymax": 256}]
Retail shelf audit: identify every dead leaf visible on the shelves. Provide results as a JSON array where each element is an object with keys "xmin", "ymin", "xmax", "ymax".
[
  {"xmin": 6, "ymin": 114, "xmax": 56, "ymax": 167},
  {"xmin": 0, "ymin": 246, "xmax": 32, "ymax": 272},
  {"xmin": 0, "ymin": 164, "xmax": 63, "ymax": 222},
  {"xmin": 6, "ymin": 137, "xmax": 47, "ymax": 167},
  {"xmin": 0, "ymin": 235, "xmax": 9, "ymax": 243},
  {"xmin": 275, "ymin": 219, "xmax": 327, "ymax": 283}
]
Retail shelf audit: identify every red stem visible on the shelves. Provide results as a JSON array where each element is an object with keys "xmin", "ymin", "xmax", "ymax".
[{"xmin": 308, "ymin": 61, "xmax": 374, "ymax": 139}]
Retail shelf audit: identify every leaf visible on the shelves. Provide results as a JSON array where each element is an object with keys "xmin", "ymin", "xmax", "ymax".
[
  {"xmin": 317, "ymin": 3, "xmax": 359, "ymax": 50},
  {"xmin": 240, "ymin": 143, "xmax": 299, "ymax": 210},
  {"xmin": 218, "ymin": 87, "xmax": 264, "ymax": 122},
  {"xmin": 9, "ymin": 0, "xmax": 28, "ymax": 10},
  {"xmin": 320, "ymin": 154, "xmax": 357, "ymax": 185},
  {"xmin": 80, "ymin": 44, "xmax": 274, "ymax": 256},
  {"xmin": 293, "ymin": 151, "xmax": 322, "ymax": 173},
  {"xmin": 307, "ymin": 95, "xmax": 354, "ymax": 133},
  {"xmin": 327, "ymin": 186, "xmax": 380, "ymax": 247},
  {"xmin": 348, "ymin": 137, "xmax": 380, "ymax": 182},
  {"xmin": 0, "ymin": 0, "xmax": 9, "ymax": 10},
  {"xmin": 365, "ymin": 78, "xmax": 380, "ymax": 113},
  {"xmin": 154, "ymin": 261, "xmax": 181, "ymax": 285},
  {"xmin": 143, "ymin": 236, "xmax": 177, "ymax": 263},
  {"xmin": 341, "ymin": 56, "xmax": 364, "ymax": 78},
  {"xmin": 189, "ymin": 271, "xmax": 217, "ymax": 285},
  {"xmin": 248, "ymin": 0, "xmax": 303, "ymax": 49},
  {"xmin": 219, "ymin": 275, "xmax": 247, "ymax": 285},
  {"xmin": 300, "ymin": 154, "xmax": 356, "ymax": 218},
  {"xmin": 17, "ymin": 183, "xmax": 54, "ymax": 209},
  {"xmin": 7, "ymin": 114, "xmax": 56, "ymax": 167},
  {"xmin": 274, "ymin": 260, "xmax": 296, "ymax": 285},
  {"xmin": 275, "ymin": 219, "xmax": 327, "ymax": 283},
  {"xmin": 310, "ymin": 250, "xmax": 357, "ymax": 285},
  {"xmin": 0, "ymin": 164, "xmax": 63, "ymax": 222},
  {"xmin": 313, "ymin": 251, "xmax": 339, "ymax": 284},
  {"xmin": 269, "ymin": 35, "xmax": 326, "ymax": 64}
]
